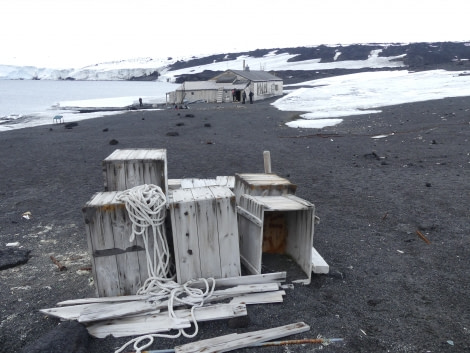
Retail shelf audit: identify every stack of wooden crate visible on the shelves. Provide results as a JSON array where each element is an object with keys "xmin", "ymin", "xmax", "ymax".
[{"xmin": 83, "ymin": 149, "xmax": 328, "ymax": 297}]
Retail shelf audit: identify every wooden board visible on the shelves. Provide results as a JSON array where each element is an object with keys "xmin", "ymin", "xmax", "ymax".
[
  {"xmin": 102, "ymin": 148, "xmax": 168, "ymax": 195},
  {"xmin": 82, "ymin": 191, "xmax": 155, "ymax": 297},
  {"xmin": 234, "ymin": 173, "xmax": 296, "ymax": 204},
  {"xmin": 87, "ymin": 303, "xmax": 247, "ymax": 338},
  {"xmin": 175, "ymin": 322, "xmax": 310, "ymax": 353},
  {"xmin": 168, "ymin": 186, "xmax": 240, "ymax": 283}
]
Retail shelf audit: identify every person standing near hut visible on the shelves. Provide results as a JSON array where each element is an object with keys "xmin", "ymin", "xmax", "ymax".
[
  {"xmin": 249, "ymin": 91, "xmax": 254, "ymax": 104},
  {"xmin": 232, "ymin": 89, "xmax": 236, "ymax": 102},
  {"xmin": 242, "ymin": 91, "xmax": 247, "ymax": 104}
]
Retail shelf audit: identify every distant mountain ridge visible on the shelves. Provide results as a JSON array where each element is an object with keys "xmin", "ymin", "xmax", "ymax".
[{"xmin": 1, "ymin": 41, "xmax": 469, "ymax": 83}]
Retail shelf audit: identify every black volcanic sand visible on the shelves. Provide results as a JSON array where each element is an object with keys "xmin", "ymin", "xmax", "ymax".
[{"xmin": 1, "ymin": 96, "xmax": 469, "ymax": 353}]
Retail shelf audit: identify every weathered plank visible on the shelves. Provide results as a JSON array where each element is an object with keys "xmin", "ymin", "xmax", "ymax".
[
  {"xmin": 87, "ymin": 304, "xmax": 247, "ymax": 338},
  {"xmin": 78, "ymin": 301, "xmax": 156, "ymax": 323},
  {"xmin": 175, "ymin": 322, "xmax": 310, "ymax": 353},
  {"xmin": 229, "ymin": 290, "xmax": 285, "ymax": 305},
  {"xmin": 102, "ymin": 148, "xmax": 168, "ymax": 194},
  {"xmin": 168, "ymin": 186, "xmax": 240, "ymax": 284},
  {"xmin": 234, "ymin": 173, "xmax": 297, "ymax": 204}
]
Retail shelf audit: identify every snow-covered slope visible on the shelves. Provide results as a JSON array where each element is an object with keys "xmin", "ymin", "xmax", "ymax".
[{"xmin": 1, "ymin": 41, "xmax": 470, "ymax": 81}]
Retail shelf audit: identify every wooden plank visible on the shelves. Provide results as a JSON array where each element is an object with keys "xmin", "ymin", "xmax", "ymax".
[
  {"xmin": 191, "ymin": 187, "xmax": 222, "ymax": 278},
  {"xmin": 57, "ymin": 295, "xmax": 150, "ymax": 306},
  {"xmin": 229, "ymin": 290, "xmax": 285, "ymax": 305},
  {"xmin": 40, "ymin": 303, "xmax": 96, "ymax": 320},
  {"xmin": 57, "ymin": 272, "xmax": 286, "ymax": 306},
  {"xmin": 263, "ymin": 151, "xmax": 272, "ymax": 173},
  {"xmin": 175, "ymin": 322, "xmax": 310, "ymax": 353},
  {"xmin": 88, "ymin": 316, "xmax": 191, "ymax": 338},
  {"xmin": 78, "ymin": 301, "xmax": 156, "ymax": 323},
  {"xmin": 87, "ymin": 303, "xmax": 247, "ymax": 338},
  {"xmin": 311, "ymin": 246, "xmax": 329, "ymax": 274},
  {"xmin": 210, "ymin": 186, "xmax": 240, "ymax": 278},
  {"xmin": 169, "ymin": 188, "xmax": 202, "ymax": 283}
]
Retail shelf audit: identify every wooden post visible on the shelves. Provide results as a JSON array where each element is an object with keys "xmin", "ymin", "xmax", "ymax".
[{"xmin": 263, "ymin": 151, "xmax": 272, "ymax": 173}]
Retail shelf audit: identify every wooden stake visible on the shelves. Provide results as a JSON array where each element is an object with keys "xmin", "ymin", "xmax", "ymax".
[
  {"xmin": 416, "ymin": 230, "xmax": 431, "ymax": 244},
  {"xmin": 263, "ymin": 151, "xmax": 272, "ymax": 173}
]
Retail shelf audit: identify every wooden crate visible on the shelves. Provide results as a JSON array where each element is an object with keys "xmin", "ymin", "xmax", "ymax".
[
  {"xmin": 82, "ymin": 191, "xmax": 155, "ymax": 297},
  {"xmin": 234, "ymin": 173, "xmax": 296, "ymax": 204},
  {"xmin": 103, "ymin": 149, "xmax": 168, "ymax": 194},
  {"xmin": 237, "ymin": 194, "xmax": 314, "ymax": 284},
  {"xmin": 168, "ymin": 186, "xmax": 241, "ymax": 284}
]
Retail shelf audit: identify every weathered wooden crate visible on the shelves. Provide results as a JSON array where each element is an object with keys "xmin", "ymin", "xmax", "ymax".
[
  {"xmin": 103, "ymin": 149, "xmax": 168, "ymax": 194},
  {"xmin": 168, "ymin": 186, "xmax": 241, "ymax": 284},
  {"xmin": 234, "ymin": 173, "xmax": 297, "ymax": 204},
  {"xmin": 82, "ymin": 191, "xmax": 154, "ymax": 297},
  {"xmin": 237, "ymin": 194, "xmax": 315, "ymax": 284}
]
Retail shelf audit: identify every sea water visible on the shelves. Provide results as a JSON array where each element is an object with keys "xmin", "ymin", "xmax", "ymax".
[{"xmin": 0, "ymin": 80, "xmax": 178, "ymax": 132}]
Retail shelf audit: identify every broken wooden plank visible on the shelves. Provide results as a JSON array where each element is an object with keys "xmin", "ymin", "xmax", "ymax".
[
  {"xmin": 311, "ymin": 246, "xmax": 329, "ymax": 274},
  {"xmin": 87, "ymin": 304, "xmax": 247, "ymax": 338},
  {"xmin": 88, "ymin": 315, "xmax": 190, "ymax": 338},
  {"xmin": 175, "ymin": 322, "xmax": 310, "ymax": 353},
  {"xmin": 57, "ymin": 294, "xmax": 151, "ymax": 307},
  {"xmin": 229, "ymin": 290, "xmax": 285, "ymax": 305},
  {"xmin": 78, "ymin": 301, "xmax": 156, "ymax": 323}
]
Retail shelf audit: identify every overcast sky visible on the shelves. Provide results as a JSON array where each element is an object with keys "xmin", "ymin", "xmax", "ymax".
[{"xmin": 1, "ymin": 0, "xmax": 468, "ymax": 68}]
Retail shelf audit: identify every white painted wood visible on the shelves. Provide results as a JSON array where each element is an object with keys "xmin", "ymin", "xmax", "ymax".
[
  {"xmin": 175, "ymin": 322, "xmax": 310, "ymax": 353},
  {"xmin": 311, "ymin": 246, "xmax": 329, "ymax": 274}
]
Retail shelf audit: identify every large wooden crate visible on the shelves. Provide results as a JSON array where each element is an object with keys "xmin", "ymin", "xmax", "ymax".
[
  {"xmin": 234, "ymin": 173, "xmax": 296, "ymax": 204},
  {"xmin": 82, "ymin": 191, "xmax": 154, "ymax": 297},
  {"xmin": 168, "ymin": 186, "xmax": 241, "ymax": 284},
  {"xmin": 237, "ymin": 194, "xmax": 315, "ymax": 284},
  {"xmin": 103, "ymin": 149, "xmax": 168, "ymax": 194}
]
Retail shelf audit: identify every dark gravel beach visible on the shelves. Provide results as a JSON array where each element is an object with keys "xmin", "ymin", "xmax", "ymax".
[{"xmin": 0, "ymin": 96, "xmax": 469, "ymax": 353}]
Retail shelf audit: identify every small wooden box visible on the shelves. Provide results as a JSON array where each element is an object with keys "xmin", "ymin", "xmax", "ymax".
[
  {"xmin": 168, "ymin": 186, "xmax": 241, "ymax": 284},
  {"xmin": 234, "ymin": 173, "xmax": 296, "ymax": 204},
  {"xmin": 82, "ymin": 191, "xmax": 154, "ymax": 297},
  {"xmin": 103, "ymin": 149, "xmax": 168, "ymax": 194},
  {"xmin": 237, "ymin": 194, "xmax": 315, "ymax": 284}
]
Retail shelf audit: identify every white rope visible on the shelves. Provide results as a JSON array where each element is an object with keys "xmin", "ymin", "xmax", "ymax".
[
  {"xmin": 117, "ymin": 184, "xmax": 173, "ymax": 282},
  {"xmin": 115, "ymin": 184, "xmax": 217, "ymax": 353}
]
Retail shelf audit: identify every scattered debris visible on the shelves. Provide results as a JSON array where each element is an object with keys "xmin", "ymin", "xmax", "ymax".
[
  {"xmin": 109, "ymin": 139, "xmax": 119, "ymax": 145},
  {"xmin": 50, "ymin": 255, "xmax": 67, "ymax": 271},
  {"xmin": 416, "ymin": 230, "xmax": 431, "ymax": 244},
  {"xmin": 22, "ymin": 211, "xmax": 32, "ymax": 220}
]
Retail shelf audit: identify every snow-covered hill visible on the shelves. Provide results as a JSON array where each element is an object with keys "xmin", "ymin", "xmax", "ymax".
[{"xmin": 2, "ymin": 42, "xmax": 470, "ymax": 82}]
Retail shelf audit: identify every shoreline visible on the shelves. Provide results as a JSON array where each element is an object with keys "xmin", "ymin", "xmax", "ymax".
[{"xmin": 1, "ymin": 96, "xmax": 469, "ymax": 353}]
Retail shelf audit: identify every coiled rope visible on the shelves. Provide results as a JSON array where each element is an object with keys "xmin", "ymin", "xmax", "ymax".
[{"xmin": 115, "ymin": 185, "xmax": 216, "ymax": 353}]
